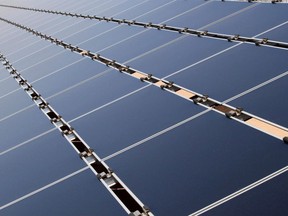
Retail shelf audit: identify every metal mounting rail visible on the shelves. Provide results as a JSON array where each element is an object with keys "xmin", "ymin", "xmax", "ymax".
[
  {"xmin": 1, "ymin": 16, "xmax": 288, "ymax": 143},
  {"xmin": 0, "ymin": 53, "xmax": 153, "ymax": 216},
  {"xmin": 0, "ymin": 6, "xmax": 288, "ymax": 50}
]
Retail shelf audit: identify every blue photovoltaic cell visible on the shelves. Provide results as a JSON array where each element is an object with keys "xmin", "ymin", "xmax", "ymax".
[
  {"xmin": 204, "ymin": 171, "xmax": 288, "ymax": 216},
  {"xmin": 112, "ymin": 0, "xmax": 176, "ymax": 20},
  {"xmin": 0, "ymin": 78, "xmax": 21, "ymax": 97},
  {"xmin": 31, "ymin": 58, "xmax": 109, "ymax": 96},
  {"xmin": 165, "ymin": 1, "xmax": 251, "ymax": 30},
  {"xmin": 0, "ymin": 34, "xmax": 35, "ymax": 55},
  {"xmin": 0, "ymin": 105, "xmax": 53, "ymax": 152},
  {"xmin": 10, "ymin": 50, "xmax": 72, "ymax": 80},
  {"xmin": 106, "ymin": 111, "xmax": 288, "ymax": 215},
  {"xmin": 133, "ymin": 0, "xmax": 205, "ymax": 24},
  {"xmin": 0, "ymin": 30, "xmax": 36, "ymax": 55},
  {"xmin": 30, "ymin": 15, "xmax": 74, "ymax": 33},
  {"xmin": 52, "ymin": 18, "xmax": 99, "ymax": 40},
  {"xmin": 101, "ymin": 28, "xmax": 181, "ymax": 62},
  {"xmin": 0, "ymin": 68, "xmax": 10, "ymax": 80},
  {"xmin": 129, "ymin": 35, "xmax": 233, "ymax": 78},
  {"xmin": 67, "ymin": 23, "xmax": 143, "ymax": 51},
  {"xmin": 61, "ymin": 20, "xmax": 123, "ymax": 46},
  {"xmin": 0, "ymin": 89, "xmax": 33, "ymax": 119},
  {"xmin": 47, "ymin": 69, "xmax": 147, "ymax": 121},
  {"xmin": 208, "ymin": 3, "xmax": 288, "ymax": 37},
  {"xmin": 72, "ymin": 86, "xmax": 205, "ymax": 158},
  {"xmin": 0, "ymin": 169, "xmax": 127, "ymax": 216},
  {"xmin": 0, "ymin": 130, "xmax": 84, "ymax": 206},
  {"xmin": 228, "ymin": 75, "xmax": 288, "ymax": 128},
  {"xmin": 5, "ymin": 40, "xmax": 63, "ymax": 70},
  {"xmin": 261, "ymin": 23, "xmax": 288, "ymax": 43},
  {"xmin": 17, "ymin": 49, "xmax": 82, "ymax": 82},
  {"xmin": 95, "ymin": 0, "xmax": 144, "ymax": 17},
  {"xmin": 171, "ymin": 44, "xmax": 288, "ymax": 101}
]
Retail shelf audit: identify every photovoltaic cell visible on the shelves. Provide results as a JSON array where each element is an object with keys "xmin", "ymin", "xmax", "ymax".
[
  {"xmin": 71, "ymin": 86, "xmax": 205, "ymax": 158},
  {"xmin": 203, "ymin": 171, "xmax": 288, "ymax": 216},
  {"xmin": 128, "ymin": 35, "xmax": 233, "ymax": 78},
  {"xmin": 16, "ymin": 49, "xmax": 82, "ymax": 82},
  {"xmin": 111, "ymin": 0, "xmax": 179, "ymax": 20},
  {"xmin": 164, "ymin": 1, "xmax": 252, "ymax": 30},
  {"xmin": 0, "ymin": 130, "xmax": 84, "ymax": 206},
  {"xmin": 30, "ymin": 57, "xmax": 107, "ymax": 96},
  {"xmin": 60, "ymin": 21, "xmax": 126, "ymax": 46},
  {"xmin": 0, "ymin": 105, "xmax": 53, "ymax": 152},
  {"xmin": 0, "ymin": 89, "xmax": 32, "ymax": 119},
  {"xmin": 0, "ymin": 78, "xmax": 20, "ymax": 97},
  {"xmin": 207, "ymin": 3, "xmax": 288, "ymax": 37},
  {"xmin": 106, "ymin": 111, "xmax": 288, "ymax": 215},
  {"xmin": 47, "ymin": 69, "xmax": 147, "ymax": 121},
  {"xmin": 133, "ymin": 0, "xmax": 206, "ymax": 24},
  {"xmin": 228, "ymin": 75, "xmax": 288, "ymax": 128},
  {"xmin": 171, "ymin": 43, "xmax": 288, "ymax": 101},
  {"xmin": 100, "ymin": 28, "xmax": 181, "ymax": 62},
  {"xmin": 0, "ymin": 170, "xmax": 127, "ymax": 216},
  {"xmin": 261, "ymin": 23, "xmax": 288, "ymax": 43}
]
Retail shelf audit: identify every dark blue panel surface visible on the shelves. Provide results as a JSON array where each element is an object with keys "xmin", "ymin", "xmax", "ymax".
[
  {"xmin": 261, "ymin": 23, "xmax": 288, "ymax": 43},
  {"xmin": 52, "ymin": 18, "xmax": 98, "ymax": 39},
  {"xmin": 0, "ymin": 89, "xmax": 33, "ymax": 119},
  {"xmin": 0, "ymin": 68, "xmax": 10, "ymax": 80},
  {"xmin": 165, "ymin": 1, "xmax": 251, "ymax": 30},
  {"xmin": 0, "ymin": 78, "xmax": 20, "ymax": 97},
  {"xmin": 8, "ymin": 41, "xmax": 64, "ymax": 71},
  {"xmin": 228, "ymin": 75, "xmax": 288, "ymax": 128},
  {"xmin": 204, "ymin": 171, "xmax": 288, "ymax": 216},
  {"xmin": 0, "ymin": 105, "xmax": 53, "ymax": 152},
  {"xmin": 107, "ymin": 112, "xmax": 288, "ymax": 215},
  {"xmin": 0, "ymin": 169, "xmax": 126, "ymax": 216},
  {"xmin": 0, "ymin": 30, "xmax": 36, "ymax": 56},
  {"xmin": 129, "ymin": 35, "xmax": 233, "ymax": 77},
  {"xmin": 0, "ymin": 130, "xmax": 84, "ymax": 206},
  {"xmin": 171, "ymin": 44, "xmax": 288, "ymax": 101},
  {"xmin": 48, "ymin": 69, "xmax": 147, "ymax": 121},
  {"xmin": 112, "ymin": 0, "xmax": 175, "ymax": 20},
  {"xmin": 32, "ymin": 58, "xmax": 108, "ymax": 96},
  {"xmin": 101, "ymin": 29, "xmax": 181, "ymax": 62},
  {"xmin": 208, "ymin": 3, "xmax": 288, "ymax": 37},
  {"xmin": 63, "ymin": 21, "xmax": 118, "ymax": 45},
  {"xmin": 96, "ymin": 0, "xmax": 144, "ymax": 17},
  {"xmin": 134, "ymin": 0, "xmax": 205, "ymax": 24},
  {"xmin": 18, "ymin": 49, "xmax": 81, "ymax": 82},
  {"xmin": 72, "ymin": 86, "xmax": 205, "ymax": 158},
  {"xmin": 68, "ymin": 23, "xmax": 143, "ymax": 51}
]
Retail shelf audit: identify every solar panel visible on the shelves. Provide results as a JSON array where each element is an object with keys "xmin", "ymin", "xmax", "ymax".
[
  {"xmin": 107, "ymin": 111, "xmax": 288, "ymax": 215},
  {"xmin": 1, "ymin": 0, "xmax": 288, "ymax": 215},
  {"xmin": 203, "ymin": 170, "xmax": 288, "ymax": 216}
]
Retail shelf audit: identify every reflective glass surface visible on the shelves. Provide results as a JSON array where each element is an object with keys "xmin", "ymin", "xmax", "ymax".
[
  {"xmin": 72, "ymin": 86, "xmax": 205, "ymax": 158},
  {"xmin": 0, "ymin": 169, "xmax": 127, "ymax": 216},
  {"xmin": 0, "ymin": 105, "xmax": 53, "ymax": 152},
  {"xmin": 229, "ymin": 74, "xmax": 288, "ymax": 128},
  {"xmin": 129, "ymin": 35, "xmax": 233, "ymax": 78},
  {"xmin": 0, "ymin": 130, "xmax": 84, "ymax": 206},
  {"xmin": 171, "ymin": 44, "xmax": 288, "ymax": 101},
  {"xmin": 107, "ymin": 112, "xmax": 288, "ymax": 215},
  {"xmin": 204, "ymin": 171, "xmax": 288, "ymax": 216},
  {"xmin": 208, "ymin": 3, "xmax": 288, "ymax": 37}
]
